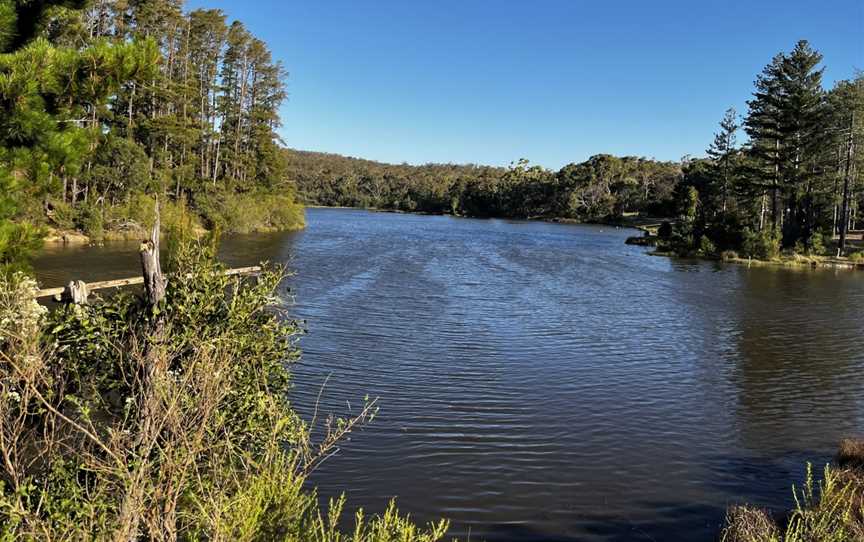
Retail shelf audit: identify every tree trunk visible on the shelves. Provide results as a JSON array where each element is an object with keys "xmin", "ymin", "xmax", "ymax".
[
  {"xmin": 838, "ymin": 115, "xmax": 856, "ymax": 255},
  {"xmin": 116, "ymin": 201, "xmax": 168, "ymax": 542},
  {"xmin": 140, "ymin": 204, "xmax": 166, "ymax": 306}
]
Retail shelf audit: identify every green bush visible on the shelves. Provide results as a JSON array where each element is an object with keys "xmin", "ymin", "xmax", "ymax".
[
  {"xmin": 0, "ymin": 243, "xmax": 443, "ymax": 541},
  {"xmin": 698, "ymin": 235, "xmax": 717, "ymax": 257},
  {"xmin": 742, "ymin": 227, "xmax": 781, "ymax": 260},
  {"xmin": 808, "ymin": 232, "xmax": 826, "ymax": 256},
  {"xmin": 0, "ymin": 220, "xmax": 43, "ymax": 273},
  {"xmin": 77, "ymin": 203, "xmax": 105, "ymax": 242},
  {"xmin": 47, "ymin": 201, "xmax": 77, "ymax": 231},
  {"xmin": 658, "ymin": 221, "xmax": 673, "ymax": 239},
  {"xmin": 199, "ymin": 191, "xmax": 305, "ymax": 234}
]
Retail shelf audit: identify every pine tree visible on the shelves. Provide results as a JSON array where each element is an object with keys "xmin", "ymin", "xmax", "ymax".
[
  {"xmin": 777, "ymin": 41, "xmax": 827, "ymax": 244},
  {"xmin": 744, "ymin": 41, "xmax": 827, "ymax": 245},
  {"xmin": 706, "ymin": 107, "xmax": 739, "ymax": 214},
  {"xmin": 744, "ymin": 53, "xmax": 785, "ymax": 232},
  {"xmin": 827, "ymin": 75, "xmax": 864, "ymax": 254}
]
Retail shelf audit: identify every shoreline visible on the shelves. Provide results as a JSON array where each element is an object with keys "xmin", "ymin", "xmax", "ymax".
[
  {"xmin": 42, "ymin": 222, "xmax": 305, "ymax": 246},
  {"xmin": 47, "ymin": 206, "xmax": 864, "ymax": 272},
  {"xmin": 304, "ymin": 203, "xmax": 668, "ymax": 230},
  {"xmin": 648, "ymin": 249, "xmax": 864, "ymax": 271}
]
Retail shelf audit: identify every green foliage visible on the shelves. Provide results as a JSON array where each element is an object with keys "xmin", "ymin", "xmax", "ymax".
[
  {"xmin": 722, "ymin": 463, "xmax": 864, "ymax": 542},
  {"xmin": 76, "ymin": 202, "xmax": 104, "ymax": 241},
  {"xmin": 0, "ymin": 244, "xmax": 446, "ymax": 541},
  {"xmin": 198, "ymin": 191, "xmax": 305, "ymax": 233},
  {"xmin": 742, "ymin": 227, "xmax": 781, "ymax": 260},
  {"xmin": 0, "ymin": 0, "xmax": 303, "ymax": 247},
  {"xmin": 698, "ymin": 235, "xmax": 716, "ymax": 257},
  {"xmin": 290, "ymin": 149, "xmax": 681, "ymax": 221},
  {"xmin": 0, "ymin": 218, "xmax": 42, "ymax": 273}
]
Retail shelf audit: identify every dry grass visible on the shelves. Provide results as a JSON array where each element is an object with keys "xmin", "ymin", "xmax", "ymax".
[
  {"xmin": 838, "ymin": 438, "xmax": 864, "ymax": 470},
  {"xmin": 721, "ymin": 505, "xmax": 780, "ymax": 542},
  {"xmin": 721, "ymin": 440, "xmax": 864, "ymax": 542}
]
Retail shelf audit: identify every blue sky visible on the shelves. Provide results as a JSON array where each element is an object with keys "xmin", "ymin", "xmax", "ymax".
[{"xmin": 187, "ymin": 0, "xmax": 863, "ymax": 169}]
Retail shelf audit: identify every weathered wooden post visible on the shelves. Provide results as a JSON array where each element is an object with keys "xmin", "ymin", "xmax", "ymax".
[
  {"xmin": 53, "ymin": 280, "xmax": 89, "ymax": 304},
  {"xmin": 117, "ymin": 200, "xmax": 167, "ymax": 542},
  {"xmin": 139, "ymin": 202, "xmax": 166, "ymax": 307}
]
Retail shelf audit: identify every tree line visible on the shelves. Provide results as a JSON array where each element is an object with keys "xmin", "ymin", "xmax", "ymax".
[
  {"xmin": 0, "ymin": 0, "xmax": 302, "ymax": 269},
  {"xmin": 668, "ymin": 41, "xmax": 863, "ymax": 259},
  {"xmin": 292, "ymin": 40, "xmax": 863, "ymax": 259},
  {"xmin": 289, "ymin": 149, "xmax": 682, "ymax": 222}
]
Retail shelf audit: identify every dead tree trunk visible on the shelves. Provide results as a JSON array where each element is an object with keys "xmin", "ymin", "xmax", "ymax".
[
  {"xmin": 116, "ymin": 201, "xmax": 167, "ymax": 542},
  {"xmin": 140, "ymin": 211, "xmax": 166, "ymax": 306}
]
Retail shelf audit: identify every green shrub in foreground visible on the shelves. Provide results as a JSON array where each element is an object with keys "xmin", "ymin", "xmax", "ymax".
[{"xmin": 0, "ymin": 241, "xmax": 446, "ymax": 541}]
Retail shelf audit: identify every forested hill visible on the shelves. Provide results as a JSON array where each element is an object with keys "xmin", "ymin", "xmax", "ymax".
[
  {"xmin": 0, "ymin": 0, "xmax": 303, "ymax": 268},
  {"xmin": 285, "ymin": 148, "xmax": 682, "ymax": 221}
]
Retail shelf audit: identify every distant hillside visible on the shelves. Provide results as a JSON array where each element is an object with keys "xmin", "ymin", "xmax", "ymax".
[{"xmin": 283, "ymin": 147, "xmax": 681, "ymax": 220}]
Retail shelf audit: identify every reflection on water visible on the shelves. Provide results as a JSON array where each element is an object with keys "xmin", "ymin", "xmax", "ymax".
[{"xmin": 33, "ymin": 208, "xmax": 864, "ymax": 542}]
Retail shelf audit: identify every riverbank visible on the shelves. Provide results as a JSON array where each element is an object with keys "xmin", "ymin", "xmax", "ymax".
[
  {"xmin": 646, "ymin": 249, "xmax": 864, "ymax": 271},
  {"xmin": 722, "ymin": 439, "xmax": 864, "ymax": 541},
  {"xmin": 42, "ymin": 221, "xmax": 304, "ymax": 246},
  {"xmin": 305, "ymin": 203, "xmax": 671, "ymax": 230}
]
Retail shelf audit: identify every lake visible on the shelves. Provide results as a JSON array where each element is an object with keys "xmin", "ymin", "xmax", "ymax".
[{"xmin": 33, "ymin": 208, "xmax": 864, "ymax": 542}]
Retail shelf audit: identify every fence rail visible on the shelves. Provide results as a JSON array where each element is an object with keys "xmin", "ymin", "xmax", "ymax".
[{"xmin": 37, "ymin": 266, "xmax": 263, "ymax": 302}]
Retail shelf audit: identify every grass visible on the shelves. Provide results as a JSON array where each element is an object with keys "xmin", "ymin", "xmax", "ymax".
[{"xmin": 721, "ymin": 439, "xmax": 864, "ymax": 542}]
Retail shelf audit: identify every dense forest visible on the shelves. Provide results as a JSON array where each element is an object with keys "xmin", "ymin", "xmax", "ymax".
[
  {"xmin": 289, "ymin": 149, "xmax": 682, "ymax": 221},
  {"xmin": 0, "ymin": 0, "xmax": 303, "ymax": 269},
  {"xmin": 292, "ymin": 41, "xmax": 863, "ymax": 260}
]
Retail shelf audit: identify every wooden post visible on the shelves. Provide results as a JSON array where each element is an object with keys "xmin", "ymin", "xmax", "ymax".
[
  {"xmin": 67, "ymin": 280, "xmax": 89, "ymax": 305},
  {"xmin": 52, "ymin": 280, "xmax": 90, "ymax": 304},
  {"xmin": 118, "ymin": 200, "xmax": 167, "ymax": 542},
  {"xmin": 139, "ymin": 201, "xmax": 166, "ymax": 306}
]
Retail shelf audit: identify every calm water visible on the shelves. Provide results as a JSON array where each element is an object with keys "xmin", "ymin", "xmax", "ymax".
[{"xmin": 34, "ymin": 208, "xmax": 864, "ymax": 541}]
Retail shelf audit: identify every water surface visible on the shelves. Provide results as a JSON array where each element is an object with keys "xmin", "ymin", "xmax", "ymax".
[{"xmin": 34, "ymin": 208, "xmax": 864, "ymax": 541}]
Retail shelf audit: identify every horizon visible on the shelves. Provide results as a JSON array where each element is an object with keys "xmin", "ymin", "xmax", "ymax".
[{"xmin": 189, "ymin": 0, "xmax": 862, "ymax": 170}]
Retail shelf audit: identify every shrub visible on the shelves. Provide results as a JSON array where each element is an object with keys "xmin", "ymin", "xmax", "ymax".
[
  {"xmin": 722, "ymin": 505, "xmax": 779, "ymax": 542},
  {"xmin": 77, "ymin": 203, "xmax": 105, "ymax": 242},
  {"xmin": 657, "ymin": 221, "xmax": 673, "ymax": 240},
  {"xmin": 698, "ymin": 235, "xmax": 716, "ymax": 257},
  {"xmin": 104, "ymin": 194, "xmax": 204, "ymax": 239},
  {"xmin": 721, "ymin": 460, "xmax": 864, "ymax": 542},
  {"xmin": 838, "ymin": 438, "xmax": 864, "ymax": 470},
  {"xmin": 198, "ymin": 191, "xmax": 305, "ymax": 233},
  {"xmin": 0, "ymin": 242, "xmax": 443, "ymax": 541},
  {"xmin": 707, "ymin": 212, "xmax": 746, "ymax": 251},
  {"xmin": 0, "ymin": 220, "xmax": 43, "ymax": 273},
  {"xmin": 742, "ymin": 227, "xmax": 781, "ymax": 260},
  {"xmin": 47, "ymin": 201, "xmax": 77, "ymax": 231}
]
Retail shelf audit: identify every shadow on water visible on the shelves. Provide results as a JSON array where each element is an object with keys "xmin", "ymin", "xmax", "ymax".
[{"xmin": 32, "ymin": 230, "xmax": 303, "ymax": 288}]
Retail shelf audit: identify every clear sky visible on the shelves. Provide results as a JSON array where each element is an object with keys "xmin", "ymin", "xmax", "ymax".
[{"xmin": 186, "ymin": 0, "xmax": 863, "ymax": 169}]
